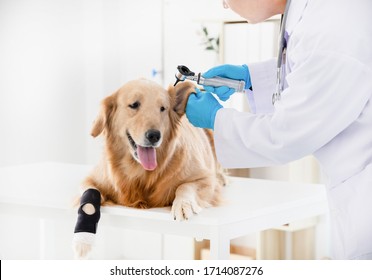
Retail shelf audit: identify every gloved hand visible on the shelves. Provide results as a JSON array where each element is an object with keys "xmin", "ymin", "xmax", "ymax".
[
  {"xmin": 186, "ymin": 88, "xmax": 223, "ymax": 130},
  {"xmin": 202, "ymin": 64, "xmax": 251, "ymax": 101}
]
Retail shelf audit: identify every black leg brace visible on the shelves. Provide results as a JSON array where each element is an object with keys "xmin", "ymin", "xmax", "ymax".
[{"xmin": 74, "ymin": 189, "xmax": 101, "ymax": 234}]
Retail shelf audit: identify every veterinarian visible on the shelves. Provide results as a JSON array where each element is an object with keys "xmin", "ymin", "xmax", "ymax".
[{"xmin": 185, "ymin": 0, "xmax": 372, "ymax": 260}]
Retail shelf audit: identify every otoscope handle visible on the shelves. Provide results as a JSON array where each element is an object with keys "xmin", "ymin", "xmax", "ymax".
[{"xmin": 199, "ymin": 76, "xmax": 246, "ymax": 92}]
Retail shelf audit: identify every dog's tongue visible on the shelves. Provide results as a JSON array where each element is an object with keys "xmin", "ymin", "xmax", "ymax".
[{"xmin": 137, "ymin": 146, "xmax": 157, "ymax": 171}]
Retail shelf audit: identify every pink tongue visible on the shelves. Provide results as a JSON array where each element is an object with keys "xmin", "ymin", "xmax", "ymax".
[{"xmin": 137, "ymin": 146, "xmax": 157, "ymax": 171}]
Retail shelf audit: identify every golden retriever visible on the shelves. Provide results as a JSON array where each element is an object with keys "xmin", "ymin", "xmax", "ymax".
[{"xmin": 73, "ymin": 79, "xmax": 226, "ymax": 259}]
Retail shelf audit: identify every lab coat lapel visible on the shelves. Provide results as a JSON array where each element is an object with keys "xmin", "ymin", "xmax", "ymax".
[{"xmin": 285, "ymin": 0, "xmax": 309, "ymax": 37}]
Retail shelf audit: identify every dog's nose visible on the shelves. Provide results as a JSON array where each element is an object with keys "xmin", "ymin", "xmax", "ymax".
[{"xmin": 145, "ymin": 129, "xmax": 161, "ymax": 145}]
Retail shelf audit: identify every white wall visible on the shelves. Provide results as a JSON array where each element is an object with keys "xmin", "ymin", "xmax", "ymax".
[
  {"xmin": 0, "ymin": 0, "xmax": 87, "ymax": 166},
  {"xmin": 162, "ymin": 0, "xmax": 237, "ymax": 85}
]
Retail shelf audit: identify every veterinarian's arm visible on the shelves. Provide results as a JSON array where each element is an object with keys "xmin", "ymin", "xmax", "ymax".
[{"xmin": 213, "ymin": 51, "xmax": 372, "ymax": 168}]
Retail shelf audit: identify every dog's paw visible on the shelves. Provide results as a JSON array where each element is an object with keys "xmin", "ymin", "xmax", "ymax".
[
  {"xmin": 171, "ymin": 197, "xmax": 202, "ymax": 221},
  {"xmin": 73, "ymin": 232, "xmax": 95, "ymax": 259}
]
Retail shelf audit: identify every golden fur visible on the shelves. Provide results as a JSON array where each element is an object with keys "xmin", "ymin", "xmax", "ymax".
[{"xmin": 82, "ymin": 79, "xmax": 225, "ymax": 214}]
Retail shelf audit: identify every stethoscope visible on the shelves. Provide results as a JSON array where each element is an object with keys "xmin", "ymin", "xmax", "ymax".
[{"xmin": 272, "ymin": 0, "xmax": 292, "ymax": 105}]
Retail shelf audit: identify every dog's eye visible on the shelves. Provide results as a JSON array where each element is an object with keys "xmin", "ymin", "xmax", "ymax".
[
  {"xmin": 129, "ymin": 101, "xmax": 140, "ymax": 110},
  {"xmin": 160, "ymin": 106, "xmax": 166, "ymax": 112}
]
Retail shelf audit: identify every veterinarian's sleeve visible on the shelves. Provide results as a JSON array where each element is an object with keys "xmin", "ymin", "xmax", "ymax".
[
  {"xmin": 213, "ymin": 50, "xmax": 372, "ymax": 168},
  {"xmin": 244, "ymin": 58, "xmax": 276, "ymax": 114}
]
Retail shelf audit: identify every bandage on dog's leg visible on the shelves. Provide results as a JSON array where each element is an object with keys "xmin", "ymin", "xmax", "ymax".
[
  {"xmin": 74, "ymin": 188, "xmax": 101, "ymax": 234},
  {"xmin": 73, "ymin": 188, "xmax": 101, "ymax": 258}
]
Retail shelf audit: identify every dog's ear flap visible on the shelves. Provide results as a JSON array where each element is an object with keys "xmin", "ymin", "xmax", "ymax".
[
  {"xmin": 170, "ymin": 81, "xmax": 196, "ymax": 116},
  {"xmin": 91, "ymin": 94, "xmax": 117, "ymax": 137}
]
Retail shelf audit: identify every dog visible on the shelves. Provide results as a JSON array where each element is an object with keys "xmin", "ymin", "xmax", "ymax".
[{"xmin": 73, "ymin": 79, "xmax": 226, "ymax": 259}]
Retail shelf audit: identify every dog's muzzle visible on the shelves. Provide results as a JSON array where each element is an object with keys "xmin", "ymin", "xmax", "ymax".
[{"xmin": 126, "ymin": 130, "xmax": 161, "ymax": 171}]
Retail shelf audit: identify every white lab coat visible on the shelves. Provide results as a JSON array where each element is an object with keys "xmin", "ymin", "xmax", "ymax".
[{"xmin": 214, "ymin": 0, "xmax": 372, "ymax": 259}]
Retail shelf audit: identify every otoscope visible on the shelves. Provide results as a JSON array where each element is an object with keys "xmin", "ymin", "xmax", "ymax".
[{"xmin": 174, "ymin": 65, "xmax": 245, "ymax": 92}]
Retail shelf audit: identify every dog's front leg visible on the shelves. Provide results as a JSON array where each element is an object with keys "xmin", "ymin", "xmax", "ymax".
[
  {"xmin": 171, "ymin": 183, "xmax": 204, "ymax": 221},
  {"xmin": 73, "ymin": 188, "xmax": 101, "ymax": 259}
]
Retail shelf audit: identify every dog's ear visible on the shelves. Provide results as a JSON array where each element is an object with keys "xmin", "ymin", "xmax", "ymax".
[
  {"xmin": 169, "ymin": 81, "xmax": 196, "ymax": 116},
  {"xmin": 91, "ymin": 94, "xmax": 117, "ymax": 137}
]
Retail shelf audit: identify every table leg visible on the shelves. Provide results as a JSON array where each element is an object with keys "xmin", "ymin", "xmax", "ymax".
[
  {"xmin": 284, "ymin": 231, "xmax": 293, "ymax": 260},
  {"xmin": 209, "ymin": 236, "xmax": 230, "ymax": 260}
]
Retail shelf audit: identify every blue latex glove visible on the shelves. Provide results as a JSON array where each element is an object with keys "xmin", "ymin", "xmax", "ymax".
[
  {"xmin": 202, "ymin": 64, "xmax": 251, "ymax": 101},
  {"xmin": 186, "ymin": 88, "xmax": 223, "ymax": 130}
]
